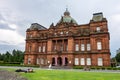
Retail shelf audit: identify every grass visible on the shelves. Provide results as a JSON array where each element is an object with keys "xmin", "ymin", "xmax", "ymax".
[{"xmin": 20, "ymin": 69, "xmax": 120, "ymax": 80}]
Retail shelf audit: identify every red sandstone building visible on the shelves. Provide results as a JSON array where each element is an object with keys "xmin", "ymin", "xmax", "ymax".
[{"xmin": 24, "ymin": 9, "xmax": 110, "ymax": 67}]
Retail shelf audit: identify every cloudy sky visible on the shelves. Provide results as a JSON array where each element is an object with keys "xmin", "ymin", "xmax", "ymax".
[{"xmin": 0, "ymin": 0, "xmax": 120, "ymax": 57}]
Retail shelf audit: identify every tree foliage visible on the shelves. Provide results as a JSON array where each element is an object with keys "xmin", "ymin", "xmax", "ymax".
[
  {"xmin": 115, "ymin": 52, "xmax": 120, "ymax": 62},
  {"xmin": 0, "ymin": 49, "xmax": 24, "ymax": 63}
]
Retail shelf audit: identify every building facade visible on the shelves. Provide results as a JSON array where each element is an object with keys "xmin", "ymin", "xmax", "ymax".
[{"xmin": 24, "ymin": 9, "xmax": 110, "ymax": 67}]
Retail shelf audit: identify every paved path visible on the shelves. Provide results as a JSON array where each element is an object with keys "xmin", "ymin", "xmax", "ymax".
[
  {"xmin": 0, "ymin": 66, "xmax": 120, "ymax": 73},
  {"xmin": 0, "ymin": 70, "xmax": 27, "ymax": 80}
]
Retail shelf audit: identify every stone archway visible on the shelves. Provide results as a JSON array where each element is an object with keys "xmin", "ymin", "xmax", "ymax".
[
  {"xmin": 65, "ymin": 57, "xmax": 68, "ymax": 66},
  {"xmin": 57, "ymin": 57, "xmax": 62, "ymax": 66},
  {"xmin": 52, "ymin": 57, "xmax": 55, "ymax": 66}
]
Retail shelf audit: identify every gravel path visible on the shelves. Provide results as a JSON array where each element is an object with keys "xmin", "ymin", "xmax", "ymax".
[{"xmin": 0, "ymin": 70, "xmax": 27, "ymax": 80}]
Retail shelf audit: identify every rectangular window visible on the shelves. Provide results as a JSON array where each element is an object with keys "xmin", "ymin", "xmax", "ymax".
[
  {"xmin": 87, "ymin": 58, "xmax": 91, "ymax": 65},
  {"xmin": 87, "ymin": 44, "xmax": 91, "ymax": 51},
  {"xmin": 60, "ymin": 45, "xmax": 63, "ymax": 51},
  {"xmin": 43, "ymin": 46, "xmax": 45, "ymax": 52},
  {"xmin": 39, "ymin": 46, "xmax": 41, "ymax": 52},
  {"xmin": 75, "ymin": 58, "xmax": 79, "ymax": 65},
  {"xmin": 54, "ymin": 45, "xmax": 56, "ymax": 51},
  {"xmin": 81, "ymin": 44, "xmax": 85, "ymax": 51},
  {"xmin": 80, "ymin": 58, "xmax": 85, "ymax": 65},
  {"xmin": 98, "ymin": 58, "xmax": 103, "ymax": 66},
  {"xmin": 29, "ymin": 46, "xmax": 32, "ymax": 52},
  {"xmin": 28, "ymin": 58, "xmax": 31, "ymax": 64},
  {"xmin": 97, "ymin": 42, "xmax": 102, "ymax": 50},
  {"xmin": 75, "ymin": 44, "xmax": 79, "ymax": 51},
  {"xmin": 36, "ymin": 58, "xmax": 39, "ymax": 64},
  {"xmin": 40, "ymin": 58, "xmax": 44, "ymax": 64}
]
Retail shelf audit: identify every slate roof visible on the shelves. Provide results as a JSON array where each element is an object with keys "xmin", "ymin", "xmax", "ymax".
[{"xmin": 29, "ymin": 23, "xmax": 47, "ymax": 30}]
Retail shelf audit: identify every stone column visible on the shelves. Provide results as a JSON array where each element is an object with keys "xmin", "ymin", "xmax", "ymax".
[
  {"xmin": 62, "ymin": 39, "xmax": 64, "ymax": 51},
  {"xmin": 55, "ymin": 57, "xmax": 57, "ymax": 66},
  {"xmin": 62, "ymin": 57, "xmax": 65, "ymax": 66}
]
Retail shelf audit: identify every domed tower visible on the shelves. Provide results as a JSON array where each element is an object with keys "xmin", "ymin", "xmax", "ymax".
[{"xmin": 58, "ymin": 8, "xmax": 77, "ymax": 25}]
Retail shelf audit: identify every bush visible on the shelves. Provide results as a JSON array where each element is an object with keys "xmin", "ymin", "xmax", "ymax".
[
  {"xmin": 0, "ymin": 63, "xmax": 20, "ymax": 66},
  {"xmin": 101, "ymin": 67, "xmax": 106, "ymax": 70},
  {"xmin": 73, "ymin": 66, "xmax": 83, "ymax": 69},
  {"xmin": 112, "ymin": 67, "xmax": 118, "ymax": 70},
  {"xmin": 96, "ymin": 67, "xmax": 101, "ymax": 70},
  {"xmin": 91, "ymin": 67, "xmax": 96, "ymax": 70},
  {"xmin": 106, "ymin": 67, "xmax": 112, "ymax": 70}
]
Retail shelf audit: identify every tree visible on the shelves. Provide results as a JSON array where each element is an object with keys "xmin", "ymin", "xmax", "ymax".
[
  {"xmin": 115, "ymin": 52, "xmax": 120, "ymax": 62},
  {"xmin": 3, "ymin": 51, "xmax": 11, "ymax": 62},
  {"xmin": 0, "ymin": 49, "xmax": 24, "ymax": 63}
]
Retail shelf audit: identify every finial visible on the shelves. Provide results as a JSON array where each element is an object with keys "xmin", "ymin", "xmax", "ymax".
[
  {"xmin": 66, "ymin": 5, "xmax": 69, "ymax": 11},
  {"xmin": 64, "ymin": 6, "xmax": 70, "ymax": 16}
]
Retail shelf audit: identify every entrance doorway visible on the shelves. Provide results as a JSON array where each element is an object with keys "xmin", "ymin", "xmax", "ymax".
[
  {"xmin": 65, "ymin": 57, "xmax": 68, "ymax": 66},
  {"xmin": 57, "ymin": 57, "xmax": 62, "ymax": 66},
  {"xmin": 52, "ymin": 57, "xmax": 55, "ymax": 66}
]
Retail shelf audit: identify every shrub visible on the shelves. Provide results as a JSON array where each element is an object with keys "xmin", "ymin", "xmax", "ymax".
[
  {"xmin": 101, "ymin": 67, "xmax": 106, "ymax": 70},
  {"xmin": 73, "ymin": 66, "xmax": 83, "ymax": 69},
  {"xmin": 112, "ymin": 67, "xmax": 118, "ymax": 70},
  {"xmin": 106, "ymin": 67, "xmax": 112, "ymax": 70}
]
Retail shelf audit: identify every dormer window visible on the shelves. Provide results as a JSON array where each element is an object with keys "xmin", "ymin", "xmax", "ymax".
[{"xmin": 96, "ymin": 27, "xmax": 100, "ymax": 32}]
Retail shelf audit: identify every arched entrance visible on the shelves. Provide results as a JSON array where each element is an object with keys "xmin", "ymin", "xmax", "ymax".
[
  {"xmin": 57, "ymin": 57, "xmax": 62, "ymax": 66},
  {"xmin": 52, "ymin": 57, "xmax": 55, "ymax": 66},
  {"xmin": 65, "ymin": 57, "xmax": 68, "ymax": 66}
]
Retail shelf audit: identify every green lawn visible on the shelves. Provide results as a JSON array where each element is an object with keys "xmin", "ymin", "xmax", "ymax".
[{"xmin": 20, "ymin": 69, "xmax": 120, "ymax": 80}]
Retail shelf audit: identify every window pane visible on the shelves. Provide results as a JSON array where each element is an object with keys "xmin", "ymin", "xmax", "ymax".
[
  {"xmin": 29, "ymin": 46, "xmax": 31, "ymax": 52},
  {"xmin": 87, "ymin": 58, "xmax": 91, "ymax": 65},
  {"xmin": 97, "ymin": 42, "xmax": 102, "ymax": 50},
  {"xmin": 81, "ymin": 44, "xmax": 85, "ymax": 51},
  {"xmin": 81, "ymin": 58, "xmax": 85, "ymax": 65},
  {"xmin": 28, "ymin": 58, "xmax": 31, "ymax": 64},
  {"xmin": 39, "ymin": 46, "xmax": 41, "ymax": 52},
  {"xmin": 87, "ymin": 44, "xmax": 91, "ymax": 51},
  {"xmin": 98, "ymin": 58, "xmax": 103, "ymax": 66},
  {"xmin": 75, "ymin": 44, "xmax": 79, "ymax": 51},
  {"xmin": 75, "ymin": 58, "xmax": 79, "ymax": 65},
  {"xmin": 43, "ymin": 46, "xmax": 45, "ymax": 52},
  {"xmin": 36, "ymin": 58, "xmax": 39, "ymax": 64}
]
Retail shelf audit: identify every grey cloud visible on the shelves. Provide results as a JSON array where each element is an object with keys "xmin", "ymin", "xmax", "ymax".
[
  {"xmin": 0, "ymin": 0, "xmax": 120, "ymax": 56},
  {"xmin": 0, "ymin": 44, "xmax": 24, "ymax": 53}
]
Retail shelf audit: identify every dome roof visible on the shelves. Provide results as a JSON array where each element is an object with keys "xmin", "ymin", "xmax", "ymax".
[
  {"xmin": 62, "ymin": 16, "xmax": 77, "ymax": 24},
  {"xmin": 58, "ymin": 8, "xmax": 77, "ymax": 24}
]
